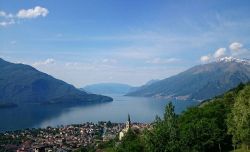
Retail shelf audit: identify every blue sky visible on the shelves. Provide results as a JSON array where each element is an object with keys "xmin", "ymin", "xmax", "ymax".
[{"xmin": 0, "ymin": 0, "xmax": 250, "ymax": 87}]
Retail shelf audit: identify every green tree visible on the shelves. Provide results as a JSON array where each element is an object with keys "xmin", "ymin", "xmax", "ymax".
[
  {"xmin": 227, "ymin": 85, "xmax": 250, "ymax": 149},
  {"xmin": 106, "ymin": 121, "xmax": 113, "ymax": 128},
  {"xmin": 143, "ymin": 102, "xmax": 180, "ymax": 152},
  {"xmin": 179, "ymin": 101, "xmax": 231, "ymax": 152},
  {"xmin": 116, "ymin": 129, "xmax": 144, "ymax": 152}
]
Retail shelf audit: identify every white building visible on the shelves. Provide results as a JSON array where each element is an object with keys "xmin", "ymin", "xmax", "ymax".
[{"xmin": 119, "ymin": 114, "xmax": 131, "ymax": 140}]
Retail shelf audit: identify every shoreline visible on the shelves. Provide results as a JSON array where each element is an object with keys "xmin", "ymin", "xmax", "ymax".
[{"xmin": 0, "ymin": 121, "xmax": 150, "ymax": 151}]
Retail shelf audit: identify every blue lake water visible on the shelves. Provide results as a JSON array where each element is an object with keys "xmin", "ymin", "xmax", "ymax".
[{"xmin": 0, "ymin": 94, "xmax": 199, "ymax": 132}]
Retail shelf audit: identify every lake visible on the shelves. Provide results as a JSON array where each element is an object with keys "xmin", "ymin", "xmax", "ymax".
[{"xmin": 0, "ymin": 94, "xmax": 199, "ymax": 132}]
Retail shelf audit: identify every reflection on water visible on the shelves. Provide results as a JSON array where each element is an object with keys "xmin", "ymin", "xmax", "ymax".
[{"xmin": 0, "ymin": 94, "xmax": 199, "ymax": 132}]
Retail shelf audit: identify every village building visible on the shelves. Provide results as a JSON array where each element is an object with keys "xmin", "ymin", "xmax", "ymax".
[{"xmin": 119, "ymin": 114, "xmax": 131, "ymax": 140}]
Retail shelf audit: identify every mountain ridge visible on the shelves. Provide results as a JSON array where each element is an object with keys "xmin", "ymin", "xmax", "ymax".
[
  {"xmin": 126, "ymin": 57, "xmax": 250, "ymax": 101},
  {"xmin": 82, "ymin": 83, "xmax": 134, "ymax": 95},
  {"xmin": 0, "ymin": 58, "xmax": 113, "ymax": 106}
]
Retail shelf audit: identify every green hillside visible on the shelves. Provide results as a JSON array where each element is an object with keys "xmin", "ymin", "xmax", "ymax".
[
  {"xmin": 127, "ymin": 58, "xmax": 250, "ymax": 101},
  {"xmin": 0, "ymin": 58, "xmax": 113, "ymax": 106},
  {"xmin": 101, "ymin": 83, "xmax": 250, "ymax": 152}
]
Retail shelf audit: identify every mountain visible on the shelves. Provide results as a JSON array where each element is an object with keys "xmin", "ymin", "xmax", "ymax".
[
  {"xmin": 142, "ymin": 79, "xmax": 160, "ymax": 86},
  {"xmin": 83, "ymin": 83, "xmax": 136, "ymax": 95},
  {"xmin": 126, "ymin": 57, "xmax": 250, "ymax": 100},
  {"xmin": 0, "ymin": 58, "xmax": 113, "ymax": 106}
]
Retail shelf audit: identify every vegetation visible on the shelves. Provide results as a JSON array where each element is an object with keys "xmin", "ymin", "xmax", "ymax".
[
  {"xmin": 143, "ymin": 102, "xmax": 180, "ymax": 152},
  {"xmin": 227, "ymin": 85, "xmax": 250, "ymax": 150},
  {"xmin": 116, "ymin": 129, "xmax": 144, "ymax": 152},
  {"xmin": 98, "ymin": 139, "xmax": 116, "ymax": 152},
  {"xmin": 101, "ymin": 83, "xmax": 250, "ymax": 152},
  {"xmin": 74, "ymin": 145, "xmax": 96, "ymax": 152},
  {"xmin": 1, "ymin": 82, "xmax": 249, "ymax": 152},
  {"xmin": 0, "ymin": 58, "xmax": 113, "ymax": 105}
]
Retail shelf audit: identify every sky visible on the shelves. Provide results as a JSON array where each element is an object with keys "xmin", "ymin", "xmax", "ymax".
[{"xmin": 0, "ymin": 0, "xmax": 250, "ymax": 87}]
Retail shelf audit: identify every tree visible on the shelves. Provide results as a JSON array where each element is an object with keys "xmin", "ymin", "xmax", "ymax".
[
  {"xmin": 116, "ymin": 129, "xmax": 144, "ymax": 152},
  {"xmin": 227, "ymin": 85, "xmax": 250, "ymax": 149},
  {"xmin": 106, "ymin": 121, "xmax": 113, "ymax": 128},
  {"xmin": 143, "ymin": 102, "xmax": 180, "ymax": 152},
  {"xmin": 179, "ymin": 101, "xmax": 231, "ymax": 152}
]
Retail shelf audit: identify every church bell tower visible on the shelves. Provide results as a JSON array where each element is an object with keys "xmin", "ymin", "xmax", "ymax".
[{"xmin": 126, "ymin": 114, "xmax": 131, "ymax": 129}]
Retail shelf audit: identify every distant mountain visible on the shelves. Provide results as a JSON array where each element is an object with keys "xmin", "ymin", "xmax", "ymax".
[
  {"xmin": 143, "ymin": 79, "xmax": 160, "ymax": 86},
  {"xmin": 0, "ymin": 58, "xmax": 112, "ymax": 106},
  {"xmin": 126, "ymin": 57, "xmax": 250, "ymax": 101},
  {"xmin": 83, "ymin": 83, "xmax": 136, "ymax": 95}
]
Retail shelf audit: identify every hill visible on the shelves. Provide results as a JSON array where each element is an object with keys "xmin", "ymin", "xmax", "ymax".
[
  {"xmin": 100, "ymin": 83, "xmax": 250, "ymax": 152},
  {"xmin": 126, "ymin": 57, "xmax": 250, "ymax": 100},
  {"xmin": 0, "ymin": 58, "xmax": 113, "ymax": 106},
  {"xmin": 82, "ymin": 83, "xmax": 135, "ymax": 95}
]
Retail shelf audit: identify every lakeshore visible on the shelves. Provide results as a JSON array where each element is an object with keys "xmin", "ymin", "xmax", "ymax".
[
  {"xmin": 0, "ymin": 94, "xmax": 198, "ymax": 132},
  {"xmin": 0, "ymin": 121, "xmax": 149, "ymax": 152}
]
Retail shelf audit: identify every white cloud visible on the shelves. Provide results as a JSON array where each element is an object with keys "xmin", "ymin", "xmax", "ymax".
[
  {"xmin": 0, "ymin": 6, "xmax": 49, "ymax": 27},
  {"xmin": 33, "ymin": 58, "xmax": 55, "ymax": 66},
  {"xmin": 0, "ymin": 10, "xmax": 15, "ymax": 27},
  {"xmin": 65, "ymin": 62, "xmax": 80, "ymax": 68},
  {"xmin": 0, "ymin": 19, "xmax": 15, "ymax": 27},
  {"xmin": 147, "ymin": 58, "xmax": 180, "ymax": 64},
  {"xmin": 213, "ymin": 48, "xmax": 226, "ymax": 58},
  {"xmin": 229, "ymin": 42, "xmax": 243, "ymax": 52},
  {"xmin": 200, "ymin": 47, "xmax": 228, "ymax": 63},
  {"xmin": 17, "ymin": 6, "xmax": 49, "ymax": 19},
  {"xmin": 0, "ymin": 11, "xmax": 13, "ymax": 18},
  {"xmin": 200, "ymin": 42, "xmax": 249, "ymax": 63},
  {"xmin": 0, "ymin": 11, "xmax": 5, "ymax": 17},
  {"xmin": 101, "ymin": 58, "xmax": 117, "ymax": 64},
  {"xmin": 200, "ymin": 55, "xmax": 211, "ymax": 63}
]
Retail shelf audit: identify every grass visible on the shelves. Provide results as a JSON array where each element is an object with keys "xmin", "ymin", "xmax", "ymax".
[{"xmin": 231, "ymin": 145, "xmax": 250, "ymax": 152}]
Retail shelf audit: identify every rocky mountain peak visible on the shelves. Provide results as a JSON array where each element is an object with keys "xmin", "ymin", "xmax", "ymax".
[{"xmin": 217, "ymin": 57, "xmax": 250, "ymax": 65}]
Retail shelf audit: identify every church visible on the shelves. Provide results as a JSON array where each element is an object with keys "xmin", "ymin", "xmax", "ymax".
[{"xmin": 119, "ymin": 114, "xmax": 131, "ymax": 140}]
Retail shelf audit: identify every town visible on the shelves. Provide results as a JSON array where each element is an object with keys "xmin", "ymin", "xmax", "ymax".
[{"xmin": 0, "ymin": 119, "xmax": 150, "ymax": 152}]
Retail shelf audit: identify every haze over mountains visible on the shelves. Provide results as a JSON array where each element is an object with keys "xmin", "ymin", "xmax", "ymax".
[
  {"xmin": 83, "ymin": 83, "xmax": 135, "ymax": 95},
  {"xmin": 83, "ymin": 79, "xmax": 160, "ymax": 95},
  {"xmin": 126, "ymin": 57, "xmax": 250, "ymax": 100},
  {"xmin": 1, "ymin": 56, "xmax": 250, "ymax": 107},
  {"xmin": 0, "ymin": 58, "xmax": 112, "ymax": 106}
]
